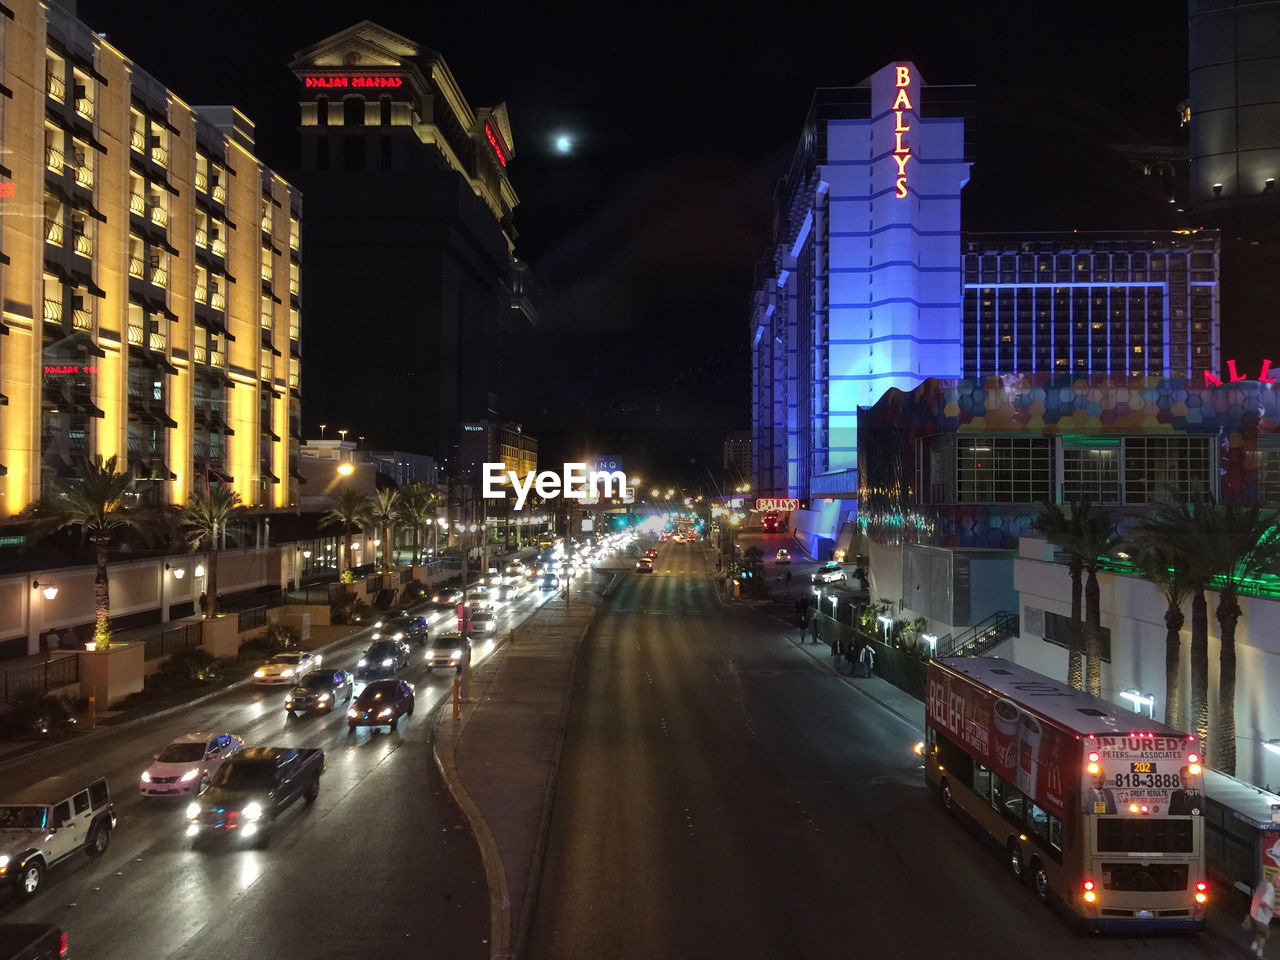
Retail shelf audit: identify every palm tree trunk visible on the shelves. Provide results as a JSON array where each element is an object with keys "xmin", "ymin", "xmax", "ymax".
[
  {"xmin": 344, "ymin": 530, "xmax": 353, "ymax": 573},
  {"xmin": 1067, "ymin": 560, "xmax": 1084, "ymax": 690},
  {"xmin": 207, "ymin": 547, "xmax": 220, "ymax": 618},
  {"xmin": 412, "ymin": 525, "xmax": 421, "ymax": 566},
  {"xmin": 383, "ymin": 522, "xmax": 392, "ymax": 573},
  {"xmin": 93, "ymin": 536, "xmax": 111, "ymax": 644},
  {"xmin": 1163, "ymin": 603, "xmax": 1185, "ymax": 729},
  {"xmin": 1085, "ymin": 565, "xmax": 1102, "ymax": 697},
  {"xmin": 1216, "ymin": 595, "xmax": 1241, "ymax": 775},
  {"xmin": 1190, "ymin": 588, "xmax": 1210, "ymax": 759}
]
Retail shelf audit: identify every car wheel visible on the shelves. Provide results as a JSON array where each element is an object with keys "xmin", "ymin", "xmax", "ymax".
[
  {"xmin": 17, "ymin": 859, "xmax": 44, "ymax": 898},
  {"xmin": 303, "ymin": 778, "xmax": 319, "ymax": 805},
  {"xmin": 1030, "ymin": 859, "xmax": 1050, "ymax": 904},
  {"xmin": 86, "ymin": 823, "xmax": 110, "ymax": 858},
  {"xmin": 1008, "ymin": 840, "xmax": 1025, "ymax": 882}
]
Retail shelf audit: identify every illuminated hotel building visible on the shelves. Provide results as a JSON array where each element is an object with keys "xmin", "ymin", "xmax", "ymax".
[
  {"xmin": 750, "ymin": 63, "xmax": 972, "ymax": 546},
  {"xmin": 961, "ymin": 231, "xmax": 1220, "ymax": 379},
  {"xmin": 0, "ymin": 0, "xmax": 301, "ymax": 514},
  {"xmin": 288, "ymin": 22, "xmax": 536, "ymax": 457}
]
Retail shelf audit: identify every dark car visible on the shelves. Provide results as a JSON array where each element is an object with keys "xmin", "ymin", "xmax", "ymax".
[
  {"xmin": 186, "ymin": 747, "xmax": 323, "ymax": 845},
  {"xmin": 356, "ymin": 640, "xmax": 410, "ymax": 679},
  {"xmin": 347, "ymin": 680, "xmax": 415, "ymax": 733},
  {"xmin": 284, "ymin": 670, "xmax": 354, "ymax": 717},
  {"xmin": 0, "ymin": 923, "xmax": 67, "ymax": 960},
  {"xmin": 373, "ymin": 610, "xmax": 429, "ymax": 646},
  {"xmin": 635, "ymin": 557, "xmax": 654, "ymax": 573}
]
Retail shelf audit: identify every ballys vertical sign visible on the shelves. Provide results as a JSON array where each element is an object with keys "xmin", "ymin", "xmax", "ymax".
[{"xmin": 892, "ymin": 64, "xmax": 913, "ymax": 199}]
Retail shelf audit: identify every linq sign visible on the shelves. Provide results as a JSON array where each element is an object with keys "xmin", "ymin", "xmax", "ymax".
[{"xmin": 1203, "ymin": 359, "xmax": 1278, "ymax": 386}]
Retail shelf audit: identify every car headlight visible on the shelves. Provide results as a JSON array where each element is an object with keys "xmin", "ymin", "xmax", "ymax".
[
  {"xmin": 432, "ymin": 595, "xmax": 440, "ymax": 602},
  {"xmin": 382, "ymin": 658, "xmax": 393, "ymax": 667},
  {"xmin": 0, "ymin": 855, "xmax": 8, "ymax": 869},
  {"xmin": 393, "ymin": 632, "xmax": 404, "ymax": 641},
  {"xmin": 371, "ymin": 632, "xmax": 382, "ymax": 640},
  {"xmin": 374, "ymin": 620, "xmax": 384, "ymax": 629},
  {"xmin": 180, "ymin": 768, "xmax": 200, "ymax": 782},
  {"xmin": 358, "ymin": 658, "xmax": 368, "ymax": 667},
  {"xmin": 254, "ymin": 669, "xmax": 266, "ymax": 678},
  {"xmin": 281, "ymin": 668, "xmax": 295, "ymax": 677},
  {"xmin": 452, "ymin": 649, "xmax": 463, "ymax": 659},
  {"xmin": 185, "ymin": 801, "xmax": 201, "ymax": 820},
  {"xmin": 242, "ymin": 801, "xmax": 263, "ymax": 822},
  {"xmin": 318, "ymin": 693, "xmax": 330, "ymax": 702},
  {"xmin": 348, "ymin": 709, "xmax": 359, "ymax": 718},
  {"xmin": 378, "ymin": 708, "xmax": 393, "ymax": 717},
  {"xmin": 140, "ymin": 770, "xmax": 152, "ymax": 783},
  {"xmin": 284, "ymin": 699, "xmax": 294, "ymax": 708},
  {"xmin": 487, "ymin": 622, "xmax": 496, "ymax": 632}
]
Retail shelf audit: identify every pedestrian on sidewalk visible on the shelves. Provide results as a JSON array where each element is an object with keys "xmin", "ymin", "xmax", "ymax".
[
  {"xmin": 795, "ymin": 599, "xmax": 803, "ymax": 626},
  {"xmin": 1245, "ymin": 872, "xmax": 1275, "ymax": 957},
  {"xmin": 846, "ymin": 642, "xmax": 858, "ymax": 674},
  {"xmin": 198, "ymin": 593, "xmax": 208, "ymax": 619},
  {"xmin": 859, "ymin": 643, "xmax": 876, "ymax": 678},
  {"xmin": 810, "ymin": 615, "xmax": 821, "ymax": 645}
]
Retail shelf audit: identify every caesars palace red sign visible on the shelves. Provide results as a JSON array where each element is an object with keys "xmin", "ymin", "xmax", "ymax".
[{"xmin": 303, "ymin": 76, "xmax": 403, "ymax": 89}]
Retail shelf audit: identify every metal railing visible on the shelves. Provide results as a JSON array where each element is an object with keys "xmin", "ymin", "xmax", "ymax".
[
  {"xmin": 142, "ymin": 621, "xmax": 203, "ymax": 662},
  {"xmin": 237, "ymin": 606, "xmax": 268, "ymax": 633},
  {"xmin": 813, "ymin": 614, "xmax": 929, "ymax": 701},
  {"xmin": 940, "ymin": 611, "xmax": 1019, "ymax": 659},
  {"xmin": 1, "ymin": 656, "xmax": 79, "ymax": 703}
]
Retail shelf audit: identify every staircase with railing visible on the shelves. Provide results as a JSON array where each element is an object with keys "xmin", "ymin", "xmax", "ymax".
[{"xmin": 939, "ymin": 610, "xmax": 1019, "ymax": 659}]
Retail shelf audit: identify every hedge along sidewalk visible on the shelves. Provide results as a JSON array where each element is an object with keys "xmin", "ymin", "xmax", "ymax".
[{"xmin": 0, "ymin": 621, "xmax": 371, "ymax": 773}]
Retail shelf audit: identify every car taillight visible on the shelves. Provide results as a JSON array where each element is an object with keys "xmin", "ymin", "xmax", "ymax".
[
  {"xmin": 60, "ymin": 932, "xmax": 68, "ymax": 957},
  {"xmin": 1195, "ymin": 881, "xmax": 1208, "ymax": 903},
  {"xmin": 1082, "ymin": 879, "xmax": 1096, "ymax": 903}
]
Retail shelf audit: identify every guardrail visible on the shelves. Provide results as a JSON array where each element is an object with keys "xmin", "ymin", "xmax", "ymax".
[
  {"xmin": 237, "ymin": 606, "xmax": 268, "ymax": 633},
  {"xmin": 143, "ymin": 621, "xmax": 204, "ymax": 662},
  {"xmin": 0, "ymin": 656, "xmax": 80, "ymax": 702}
]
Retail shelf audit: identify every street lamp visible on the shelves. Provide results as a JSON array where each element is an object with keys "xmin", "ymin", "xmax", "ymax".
[
  {"xmin": 32, "ymin": 580, "xmax": 58, "ymax": 601},
  {"xmin": 876, "ymin": 614, "xmax": 893, "ymax": 644},
  {"xmin": 337, "ymin": 462, "xmax": 354, "ymax": 476}
]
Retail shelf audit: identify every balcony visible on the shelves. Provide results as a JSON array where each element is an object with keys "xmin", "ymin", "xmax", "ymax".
[
  {"xmin": 45, "ymin": 219, "xmax": 64, "ymax": 247},
  {"xmin": 150, "ymin": 144, "xmax": 168, "ymax": 168},
  {"xmin": 194, "ymin": 228, "xmax": 208, "ymax": 248},
  {"xmin": 289, "ymin": 230, "xmax": 299, "ymax": 251},
  {"xmin": 193, "ymin": 344, "xmax": 207, "ymax": 364},
  {"xmin": 194, "ymin": 283, "xmax": 207, "ymax": 304},
  {"xmin": 128, "ymin": 256, "xmax": 145, "ymax": 279},
  {"xmin": 195, "ymin": 170, "xmax": 208, "ymax": 193},
  {"xmin": 127, "ymin": 323, "xmax": 144, "ymax": 346},
  {"xmin": 46, "ymin": 72, "xmax": 65, "ymax": 103},
  {"xmin": 43, "ymin": 298, "xmax": 63, "ymax": 322},
  {"xmin": 289, "ymin": 277, "xmax": 300, "ymax": 296},
  {"xmin": 149, "ymin": 205, "xmax": 168, "ymax": 228},
  {"xmin": 130, "ymin": 129, "xmax": 145, "ymax": 154},
  {"xmin": 210, "ymin": 351, "xmax": 225, "ymax": 368},
  {"xmin": 211, "ymin": 237, "xmax": 226, "ymax": 258},
  {"xmin": 149, "ymin": 330, "xmax": 166, "ymax": 352},
  {"xmin": 74, "ymin": 95, "xmax": 93, "ymax": 121},
  {"xmin": 45, "ymin": 145, "xmax": 64, "ymax": 173},
  {"xmin": 72, "ymin": 232, "xmax": 92, "ymax": 258},
  {"xmin": 129, "ymin": 192, "xmax": 145, "ymax": 216},
  {"xmin": 261, "ymin": 265, "xmax": 272, "ymax": 283},
  {"xmin": 211, "ymin": 182, "xmax": 226, "ymax": 205},
  {"xmin": 72, "ymin": 308, "xmax": 92, "ymax": 331},
  {"xmin": 74, "ymin": 162, "xmax": 93, "ymax": 189},
  {"xmin": 261, "ymin": 214, "xmax": 272, "ymax": 234},
  {"xmin": 209, "ymin": 291, "xmax": 225, "ymax": 311},
  {"xmin": 150, "ymin": 265, "xmax": 167, "ymax": 288}
]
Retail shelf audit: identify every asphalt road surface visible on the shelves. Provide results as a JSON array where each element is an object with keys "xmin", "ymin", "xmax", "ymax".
[
  {"xmin": 526, "ymin": 538, "xmax": 1225, "ymax": 960},
  {"xmin": 0, "ymin": 581, "xmax": 561, "ymax": 960}
]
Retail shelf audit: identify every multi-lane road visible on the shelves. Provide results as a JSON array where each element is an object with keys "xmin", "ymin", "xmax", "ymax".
[{"xmin": 0, "ymin": 581, "xmax": 563, "ymax": 960}]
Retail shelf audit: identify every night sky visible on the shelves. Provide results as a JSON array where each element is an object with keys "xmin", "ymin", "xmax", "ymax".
[{"xmin": 77, "ymin": 0, "xmax": 1203, "ymax": 486}]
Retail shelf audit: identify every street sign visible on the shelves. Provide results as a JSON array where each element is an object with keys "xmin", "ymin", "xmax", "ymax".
[{"xmin": 756, "ymin": 497, "xmax": 800, "ymax": 512}]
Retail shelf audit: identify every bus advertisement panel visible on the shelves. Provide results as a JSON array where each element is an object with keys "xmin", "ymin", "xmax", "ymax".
[
  {"xmin": 1083, "ymin": 734, "xmax": 1203, "ymax": 816},
  {"xmin": 925, "ymin": 665, "xmax": 1076, "ymax": 819}
]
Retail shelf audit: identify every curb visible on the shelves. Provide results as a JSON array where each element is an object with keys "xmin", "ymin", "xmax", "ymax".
[
  {"xmin": 788, "ymin": 633, "xmax": 923, "ymax": 732},
  {"xmin": 0, "ymin": 622, "xmax": 374, "ymax": 774}
]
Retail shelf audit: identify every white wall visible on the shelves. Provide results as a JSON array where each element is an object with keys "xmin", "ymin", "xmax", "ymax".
[{"xmin": 1012, "ymin": 540, "xmax": 1280, "ymax": 790}]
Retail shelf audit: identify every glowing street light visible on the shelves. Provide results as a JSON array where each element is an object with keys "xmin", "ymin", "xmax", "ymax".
[{"xmin": 337, "ymin": 462, "xmax": 354, "ymax": 476}]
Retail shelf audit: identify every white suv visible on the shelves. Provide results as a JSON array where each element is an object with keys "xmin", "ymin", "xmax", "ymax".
[{"xmin": 0, "ymin": 775, "xmax": 115, "ymax": 898}]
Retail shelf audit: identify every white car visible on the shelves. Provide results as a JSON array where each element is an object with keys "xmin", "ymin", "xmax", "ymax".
[
  {"xmin": 253, "ymin": 651, "xmax": 321, "ymax": 684},
  {"xmin": 140, "ymin": 732, "xmax": 244, "ymax": 797}
]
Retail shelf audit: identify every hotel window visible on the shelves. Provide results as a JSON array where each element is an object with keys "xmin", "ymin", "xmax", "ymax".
[
  {"xmin": 72, "ymin": 70, "xmax": 94, "ymax": 121},
  {"xmin": 289, "ymin": 308, "xmax": 300, "ymax": 342},
  {"xmin": 195, "ymin": 153, "xmax": 209, "ymax": 193},
  {"xmin": 289, "ymin": 217, "xmax": 299, "ymax": 251},
  {"xmin": 129, "ymin": 172, "xmax": 145, "ymax": 216},
  {"xmin": 1061, "ymin": 442, "xmax": 1120, "ymax": 504},
  {"xmin": 211, "ymin": 165, "xmax": 226, "ymax": 204},
  {"xmin": 194, "ymin": 265, "xmax": 208, "ymax": 304},
  {"xmin": 1122, "ymin": 436, "xmax": 1213, "ymax": 504},
  {"xmin": 211, "ymin": 220, "xmax": 226, "ymax": 258},
  {"xmin": 289, "ymin": 262, "xmax": 299, "ymax": 297},
  {"xmin": 209, "ymin": 276, "xmax": 225, "ymax": 311},
  {"xmin": 43, "ymin": 273, "xmax": 63, "ymax": 324},
  {"xmin": 261, "ymin": 248, "xmax": 273, "ymax": 284},
  {"xmin": 150, "ymin": 250, "xmax": 169, "ymax": 289},
  {"xmin": 261, "ymin": 199, "xmax": 272, "ymax": 235},
  {"xmin": 955, "ymin": 437, "xmax": 1052, "ymax": 503},
  {"xmin": 128, "ymin": 233, "xmax": 145, "ymax": 278},
  {"xmin": 343, "ymin": 97, "xmax": 364, "ymax": 127},
  {"xmin": 130, "ymin": 109, "xmax": 146, "ymax": 154},
  {"xmin": 150, "ymin": 128, "xmax": 168, "ymax": 168},
  {"xmin": 46, "ymin": 51, "xmax": 66, "ymax": 102},
  {"xmin": 44, "ymin": 193, "xmax": 64, "ymax": 247},
  {"xmin": 71, "ymin": 211, "xmax": 92, "ymax": 259},
  {"xmin": 44, "ymin": 124, "xmax": 64, "ymax": 172},
  {"xmin": 261, "ymin": 296, "xmax": 273, "ymax": 331},
  {"xmin": 194, "ymin": 210, "xmax": 208, "ymax": 248},
  {"xmin": 148, "ymin": 188, "xmax": 168, "ymax": 228},
  {"xmin": 1256, "ymin": 443, "xmax": 1280, "ymax": 504},
  {"xmin": 72, "ymin": 139, "xmax": 92, "ymax": 189}
]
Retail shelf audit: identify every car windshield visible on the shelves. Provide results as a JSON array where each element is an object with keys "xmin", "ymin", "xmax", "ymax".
[
  {"xmin": 368, "ymin": 642, "xmax": 398, "ymax": 657},
  {"xmin": 269, "ymin": 653, "xmax": 302, "ymax": 665},
  {"xmin": 357, "ymin": 684, "xmax": 392, "ymax": 703},
  {"xmin": 157, "ymin": 742, "xmax": 206, "ymax": 763},
  {"xmin": 298, "ymin": 674, "xmax": 332, "ymax": 691},
  {"xmin": 0, "ymin": 805, "xmax": 46, "ymax": 829},
  {"xmin": 211, "ymin": 759, "xmax": 276, "ymax": 790}
]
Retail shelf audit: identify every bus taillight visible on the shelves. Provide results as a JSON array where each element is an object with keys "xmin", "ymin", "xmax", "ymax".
[
  {"xmin": 1087, "ymin": 750, "xmax": 1101, "ymax": 775},
  {"xmin": 1195, "ymin": 881, "xmax": 1208, "ymax": 904},
  {"xmin": 1082, "ymin": 879, "xmax": 1097, "ymax": 903},
  {"xmin": 1187, "ymin": 752, "xmax": 1202, "ymax": 775}
]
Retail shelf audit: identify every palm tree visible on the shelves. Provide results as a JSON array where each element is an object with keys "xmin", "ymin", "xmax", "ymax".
[
  {"xmin": 23, "ymin": 455, "xmax": 157, "ymax": 647},
  {"xmin": 1031, "ymin": 502, "xmax": 1085, "ymax": 690},
  {"xmin": 367, "ymin": 488, "xmax": 401, "ymax": 574},
  {"xmin": 1124, "ymin": 541, "xmax": 1191, "ymax": 729},
  {"xmin": 323, "ymin": 488, "xmax": 370, "ymax": 574},
  {"xmin": 396, "ymin": 483, "xmax": 443, "ymax": 565},
  {"xmin": 179, "ymin": 486, "xmax": 245, "ymax": 619},
  {"xmin": 1125, "ymin": 499, "xmax": 1217, "ymax": 756},
  {"xmin": 1198, "ymin": 505, "xmax": 1280, "ymax": 775},
  {"xmin": 1077, "ymin": 508, "xmax": 1122, "ymax": 698}
]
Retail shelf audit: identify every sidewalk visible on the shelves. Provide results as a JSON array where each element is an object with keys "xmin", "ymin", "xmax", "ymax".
[{"xmin": 433, "ymin": 600, "xmax": 596, "ymax": 960}]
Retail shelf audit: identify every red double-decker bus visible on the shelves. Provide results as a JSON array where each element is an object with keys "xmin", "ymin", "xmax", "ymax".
[{"xmin": 924, "ymin": 657, "xmax": 1207, "ymax": 931}]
